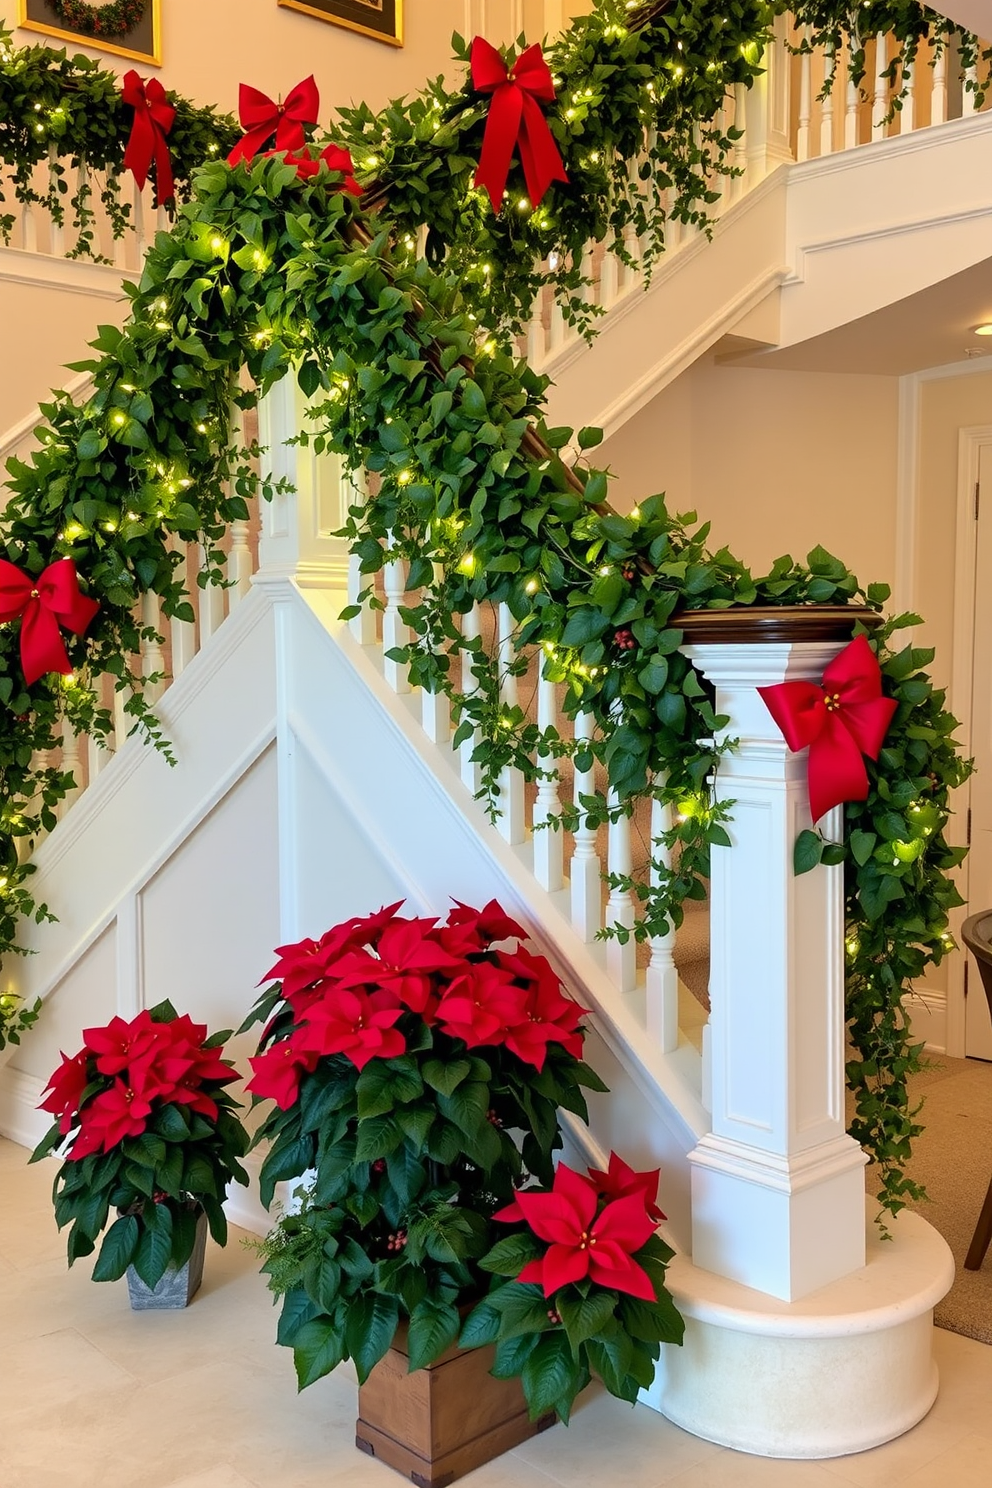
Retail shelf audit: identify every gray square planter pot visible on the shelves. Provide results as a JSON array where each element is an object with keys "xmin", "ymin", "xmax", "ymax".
[{"xmin": 125, "ymin": 1207, "xmax": 208, "ymax": 1310}]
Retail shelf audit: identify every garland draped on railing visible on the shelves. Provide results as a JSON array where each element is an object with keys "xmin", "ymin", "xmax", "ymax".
[{"xmin": 0, "ymin": 1, "xmax": 979, "ymax": 1214}]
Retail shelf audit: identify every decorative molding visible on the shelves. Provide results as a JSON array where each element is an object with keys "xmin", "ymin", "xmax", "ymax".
[
  {"xmin": 786, "ymin": 107, "xmax": 992, "ymax": 185},
  {"xmin": 0, "ymin": 244, "xmax": 128, "ymax": 297},
  {"xmin": 0, "ymin": 371, "xmax": 94, "ymax": 463}
]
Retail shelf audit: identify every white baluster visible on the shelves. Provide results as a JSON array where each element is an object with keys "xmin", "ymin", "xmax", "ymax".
[
  {"xmin": 197, "ymin": 544, "xmax": 226, "ymax": 641},
  {"xmin": 570, "ymin": 710, "xmax": 601, "ymax": 941},
  {"xmin": 75, "ymin": 156, "xmax": 89, "ymax": 255},
  {"xmin": 844, "ymin": 47, "xmax": 859, "ymax": 149},
  {"xmin": 133, "ymin": 179, "xmax": 150, "ymax": 259},
  {"xmin": 496, "ymin": 602, "xmax": 525, "ymax": 845},
  {"xmin": 932, "ymin": 45, "xmax": 947, "ymax": 125},
  {"xmin": 348, "ymin": 548, "xmax": 378, "ymax": 645},
  {"xmin": 113, "ymin": 175, "xmax": 130, "ymax": 269},
  {"xmin": 732, "ymin": 82, "xmax": 748, "ymax": 197},
  {"xmin": 533, "ymin": 664, "xmax": 564, "ymax": 892},
  {"xmin": 872, "ymin": 34, "xmax": 889, "ymax": 134},
  {"xmin": 527, "ymin": 292, "xmax": 546, "ymax": 364},
  {"xmin": 421, "ymin": 564, "xmax": 450, "ymax": 744},
  {"xmin": 59, "ymin": 716, "xmax": 82, "ymax": 817},
  {"xmin": 21, "ymin": 198, "xmax": 37, "ymax": 254},
  {"xmin": 580, "ymin": 244, "xmax": 596, "ymax": 313},
  {"xmin": 549, "ymin": 297, "xmax": 567, "ymax": 354},
  {"xmin": 460, "ymin": 603, "xmax": 482, "ymax": 795},
  {"xmin": 48, "ymin": 144, "xmax": 64, "ymax": 257},
  {"xmin": 140, "ymin": 592, "xmax": 166, "ymax": 703},
  {"xmin": 901, "ymin": 59, "xmax": 916, "ymax": 134},
  {"xmin": 113, "ymin": 684, "xmax": 129, "ymax": 750},
  {"xmin": 170, "ymin": 540, "xmax": 198, "ymax": 679},
  {"xmin": 797, "ymin": 39, "xmax": 812, "ymax": 161},
  {"xmin": 382, "ymin": 557, "xmax": 410, "ymax": 694},
  {"xmin": 963, "ymin": 64, "xmax": 979, "ymax": 116},
  {"xmin": 227, "ymin": 406, "xmax": 252, "ymax": 605},
  {"xmin": 646, "ymin": 790, "xmax": 679, "ymax": 1052},
  {"xmin": 599, "ymin": 247, "xmax": 620, "ymax": 310},
  {"xmin": 605, "ymin": 784, "xmax": 636, "ymax": 993},
  {"xmin": 820, "ymin": 46, "xmax": 836, "ymax": 156}
]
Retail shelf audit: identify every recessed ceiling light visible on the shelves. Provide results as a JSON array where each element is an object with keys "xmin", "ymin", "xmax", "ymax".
[{"xmin": 974, "ymin": 323, "xmax": 992, "ymax": 336}]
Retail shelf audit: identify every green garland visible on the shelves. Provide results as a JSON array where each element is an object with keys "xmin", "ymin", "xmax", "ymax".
[
  {"xmin": 0, "ymin": 2, "xmax": 978, "ymax": 1217},
  {"xmin": 49, "ymin": 0, "xmax": 147, "ymax": 42},
  {"xmin": 0, "ymin": 24, "xmax": 238, "ymax": 257}
]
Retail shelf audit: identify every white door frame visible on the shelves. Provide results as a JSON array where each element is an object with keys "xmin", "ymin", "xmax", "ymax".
[{"xmin": 947, "ymin": 423, "xmax": 992, "ymax": 1056}]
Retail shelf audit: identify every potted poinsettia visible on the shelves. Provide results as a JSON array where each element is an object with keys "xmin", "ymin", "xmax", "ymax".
[
  {"xmin": 243, "ymin": 899, "xmax": 683, "ymax": 1483},
  {"xmin": 31, "ymin": 999, "xmax": 250, "ymax": 1308}
]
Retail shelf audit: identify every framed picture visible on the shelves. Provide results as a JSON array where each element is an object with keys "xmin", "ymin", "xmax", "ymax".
[
  {"xmin": 17, "ymin": 0, "xmax": 162, "ymax": 66},
  {"xmin": 278, "ymin": 0, "xmax": 403, "ymax": 48}
]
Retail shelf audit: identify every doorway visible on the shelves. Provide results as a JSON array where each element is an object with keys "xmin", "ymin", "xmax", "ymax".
[{"xmin": 965, "ymin": 440, "xmax": 992, "ymax": 1058}]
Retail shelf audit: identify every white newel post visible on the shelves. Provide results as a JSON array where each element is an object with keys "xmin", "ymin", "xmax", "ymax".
[
  {"xmin": 650, "ymin": 615, "xmax": 955, "ymax": 1460},
  {"xmin": 683, "ymin": 637, "xmax": 867, "ymax": 1302},
  {"xmin": 255, "ymin": 377, "xmax": 351, "ymax": 587}
]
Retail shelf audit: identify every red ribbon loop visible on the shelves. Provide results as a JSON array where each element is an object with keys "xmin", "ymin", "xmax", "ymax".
[
  {"xmin": 228, "ymin": 75, "xmax": 320, "ymax": 166},
  {"xmin": 0, "ymin": 559, "xmax": 99, "ymax": 687},
  {"xmin": 471, "ymin": 37, "xmax": 568, "ymax": 211},
  {"xmin": 758, "ymin": 634, "xmax": 897, "ymax": 824},
  {"xmin": 275, "ymin": 143, "xmax": 362, "ymax": 195},
  {"xmin": 121, "ymin": 70, "xmax": 176, "ymax": 207}
]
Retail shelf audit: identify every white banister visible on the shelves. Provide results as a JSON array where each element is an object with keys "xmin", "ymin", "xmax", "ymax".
[
  {"xmin": 646, "ymin": 789, "xmax": 679, "ymax": 1052},
  {"xmin": 382, "ymin": 558, "xmax": 410, "ymax": 694},
  {"xmin": 170, "ymin": 540, "xmax": 197, "ymax": 680},
  {"xmin": 140, "ymin": 591, "xmax": 166, "ymax": 703},
  {"xmin": 570, "ymin": 709, "xmax": 601, "ymax": 941},
  {"xmin": 872, "ymin": 33, "xmax": 890, "ymax": 133},
  {"xmin": 902, "ymin": 58, "xmax": 916, "ymax": 134},
  {"xmin": 533, "ymin": 665, "xmax": 564, "ymax": 891},
  {"xmin": 421, "ymin": 564, "xmax": 451, "ymax": 744},
  {"xmin": 496, "ymin": 601, "xmax": 526, "ymax": 844},
  {"xmin": 820, "ymin": 46, "xmax": 836, "ymax": 156},
  {"xmin": 59, "ymin": 716, "xmax": 81, "ymax": 817},
  {"xmin": 459, "ymin": 603, "xmax": 483, "ymax": 796},
  {"xmin": 197, "ymin": 546, "xmax": 226, "ymax": 642},
  {"xmin": 48, "ymin": 144, "xmax": 64, "ymax": 257},
  {"xmin": 932, "ymin": 45, "xmax": 948, "ymax": 125},
  {"xmin": 844, "ymin": 49, "xmax": 859, "ymax": 149},
  {"xmin": 605, "ymin": 782, "xmax": 637, "ymax": 992},
  {"xmin": 797, "ymin": 37, "xmax": 813, "ymax": 161}
]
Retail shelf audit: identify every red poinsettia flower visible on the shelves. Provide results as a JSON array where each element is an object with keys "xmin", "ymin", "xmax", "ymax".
[
  {"xmin": 247, "ymin": 1040, "xmax": 320, "ymax": 1111},
  {"xmin": 435, "ymin": 960, "xmax": 529, "ymax": 1047},
  {"xmin": 495, "ymin": 1161, "xmax": 657, "ymax": 1301},
  {"xmin": 261, "ymin": 901, "xmax": 403, "ymax": 999},
  {"xmin": 584, "ymin": 1152, "xmax": 667, "ymax": 1225},
  {"xmin": 335, "ymin": 918, "xmax": 464, "ymax": 1017},
  {"xmin": 496, "ymin": 946, "xmax": 586, "ymax": 1070},
  {"xmin": 294, "ymin": 987, "xmax": 406, "ymax": 1071},
  {"xmin": 439, "ymin": 898, "xmax": 529, "ymax": 956},
  {"xmin": 38, "ymin": 1049, "xmax": 92, "ymax": 1133},
  {"xmin": 69, "ymin": 1076, "xmax": 158, "ymax": 1159},
  {"xmin": 83, "ymin": 1009, "xmax": 159, "ymax": 1076}
]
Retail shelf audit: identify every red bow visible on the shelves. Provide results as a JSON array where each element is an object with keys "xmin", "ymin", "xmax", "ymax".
[
  {"xmin": 758, "ymin": 634, "xmax": 897, "ymax": 824},
  {"xmin": 228, "ymin": 76, "xmax": 320, "ymax": 166},
  {"xmin": 276, "ymin": 144, "xmax": 362, "ymax": 195},
  {"xmin": 121, "ymin": 70, "xmax": 176, "ymax": 207},
  {"xmin": 0, "ymin": 559, "xmax": 99, "ymax": 687},
  {"xmin": 471, "ymin": 37, "xmax": 568, "ymax": 211}
]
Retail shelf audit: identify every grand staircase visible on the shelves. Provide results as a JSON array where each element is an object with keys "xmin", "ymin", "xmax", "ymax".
[{"xmin": 1, "ymin": 15, "xmax": 990, "ymax": 1249}]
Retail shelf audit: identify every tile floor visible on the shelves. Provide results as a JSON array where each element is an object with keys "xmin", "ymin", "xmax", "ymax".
[{"xmin": 3, "ymin": 1135, "xmax": 992, "ymax": 1488}]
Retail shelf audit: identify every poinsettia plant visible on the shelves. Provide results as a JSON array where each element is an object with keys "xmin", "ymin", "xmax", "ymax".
[
  {"xmin": 243, "ymin": 899, "xmax": 683, "ymax": 1420},
  {"xmin": 31, "ymin": 1000, "xmax": 250, "ymax": 1287}
]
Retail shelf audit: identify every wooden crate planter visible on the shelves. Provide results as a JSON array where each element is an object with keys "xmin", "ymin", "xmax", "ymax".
[{"xmin": 356, "ymin": 1328, "xmax": 556, "ymax": 1488}]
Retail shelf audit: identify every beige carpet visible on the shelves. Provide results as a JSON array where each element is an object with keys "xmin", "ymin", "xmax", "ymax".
[{"xmin": 868, "ymin": 1053, "xmax": 992, "ymax": 1344}]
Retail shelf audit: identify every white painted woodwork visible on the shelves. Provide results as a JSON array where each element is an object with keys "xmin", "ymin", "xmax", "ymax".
[
  {"xmin": 820, "ymin": 48, "xmax": 836, "ymax": 157},
  {"xmin": 797, "ymin": 41, "xmax": 813, "ymax": 163},
  {"xmin": 682, "ymin": 639, "xmax": 868, "ymax": 1301},
  {"xmin": 197, "ymin": 545, "xmax": 226, "ymax": 642},
  {"xmin": 421, "ymin": 564, "xmax": 450, "ymax": 745},
  {"xmin": 59, "ymin": 716, "xmax": 81, "ymax": 818},
  {"xmin": 605, "ymin": 786, "xmax": 636, "ymax": 992},
  {"xmin": 533, "ymin": 667, "xmax": 564, "ymax": 892},
  {"xmin": 496, "ymin": 602, "xmax": 526, "ymax": 844},
  {"xmin": 932, "ymin": 47, "xmax": 948, "ymax": 126},
  {"xmin": 382, "ymin": 558, "xmax": 410, "ymax": 694},
  {"xmin": 845, "ymin": 56, "xmax": 859, "ymax": 149},
  {"xmin": 459, "ymin": 603, "xmax": 483, "ymax": 796},
  {"xmin": 140, "ymin": 591, "xmax": 166, "ymax": 703},
  {"xmin": 170, "ymin": 541, "xmax": 197, "ymax": 679},
  {"xmin": 873, "ymin": 34, "xmax": 890, "ymax": 134},
  {"xmin": 902, "ymin": 60, "xmax": 916, "ymax": 135},
  {"xmin": 646, "ymin": 790, "xmax": 680, "ymax": 1052},
  {"xmin": 570, "ymin": 709, "xmax": 602, "ymax": 941},
  {"xmin": 48, "ymin": 145, "xmax": 64, "ymax": 258}
]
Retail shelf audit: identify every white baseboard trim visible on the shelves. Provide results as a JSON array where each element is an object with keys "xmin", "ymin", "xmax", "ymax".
[{"xmin": 905, "ymin": 991, "xmax": 948, "ymax": 1055}]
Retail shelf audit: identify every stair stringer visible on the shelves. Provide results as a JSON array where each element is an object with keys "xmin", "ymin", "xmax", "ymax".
[{"xmin": 281, "ymin": 583, "xmax": 708, "ymax": 1252}]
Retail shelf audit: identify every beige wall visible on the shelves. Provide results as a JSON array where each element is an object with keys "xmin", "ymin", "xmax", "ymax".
[
  {"xmin": 601, "ymin": 355, "xmax": 901, "ymax": 592},
  {"xmin": 914, "ymin": 370, "xmax": 992, "ymax": 691},
  {"xmin": 0, "ymin": 2, "xmax": 591, "ymax": 115}
]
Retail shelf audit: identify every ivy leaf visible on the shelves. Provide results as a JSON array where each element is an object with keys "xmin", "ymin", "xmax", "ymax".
[{"xmin": 794, "ymin": 829, "xmax": 823, "ymax": 875}]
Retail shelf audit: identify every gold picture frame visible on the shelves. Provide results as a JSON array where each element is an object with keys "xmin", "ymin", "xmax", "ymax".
[
  {"xmin": 278, "ymin": 0, "xmax": 403, "ymax": 49},
  {"xmin": 17, "ymin": 0, "xmax": 162, "ymax": 67}
]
